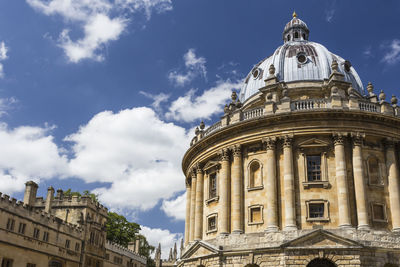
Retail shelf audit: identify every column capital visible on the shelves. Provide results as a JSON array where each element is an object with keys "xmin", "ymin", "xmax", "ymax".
[
  {"xmin": 195, "ymin": 162, "xmax": 203, "ymax": 174},
  {"xmin": 282, "ymin": 135, "xmax": 293, "ymax": 148},
  {"xmin": 262, "ymin": 136, "xmax": 277, "ymax": 150},
  {"xmin": 191, "ymin": 169, "xmax": 197, "ymax": 178},
  {"xmin": 333, "ymin": 132, "xmax": 346, "ymax": 146},
  {"xmin": 219, "ymin": 148, "xmax": 230, "ymax": 161},
  {"xmin": 351, "ymin": 132, "xmax": 365, "ymax": 147},
  {"xmin": 232, "ymin": 144, "xmax": 241, "ymax": 157},
  {"xmin": 185, "ymin": 177, "xmax": 191, "ymax": 188},
  {"xmin": 384, "ymin": 138, "xmax": 397, "ymax": 149}
]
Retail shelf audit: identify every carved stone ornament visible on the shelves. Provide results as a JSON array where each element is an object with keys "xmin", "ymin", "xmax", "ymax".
[
  {"xmin": 379, "ymin": 90, "xmax": 386, "ymax": 102},
  {"xmin": 231, "ymin": 91, "xmax": 238, "ymax": 101},
  {"xmin": 351, "ymin": 132, "xmax": 365, "ymax": 147},
  {"xmin": 232, "ymin": 144, "xmax": 241, "ymax": 157},
  {"xmin": 331, "ymin": 59, "xmax": 338, "ymax": 72},
  {"xmin": 269, "ymin": 64, "xmax": 275, "ymax": 75},
  {"xmin": 367, "ymin": 82, "xmax": 374, "ymax": 95},
  {"xmin": 196, "ymin": 162, "xmax": 203, "ymax": 174},
  {"xmin": 185, "ymin": 177, "xmax": 191, "ymax": 187},
  {"xmin": 333, "ymin": 133, "xmax": 345, "ymax": 146},
  {"xmin": 282, "ymin": 135, "xmax": 293, "ymax": 148},
  {"xmin": 384, "ymin": 139, "xmax": 396, "ymax": 150},
  {"xmin": 219, "ymin": 148, "xmax": 230, "ymax": 161},
  {"xmin": 391, "ymin": 95, "xmax": 398, "ymax": 106},
  {"xmin": 199, "ymin": 121, "xmax": 205, "ymax": 130},
  {"xmin": 262, "ymin": 137, "xmax": 276, "ymax": 150}
]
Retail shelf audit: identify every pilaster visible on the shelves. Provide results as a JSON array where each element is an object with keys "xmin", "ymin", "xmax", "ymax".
[
  {"xmin": 231, "ymin": 144, "xmax": 243, "ymax": 233},
  {"xmin": 189, "ymin": 170, "xmax": 197, "ymax": 241},
  {"xmin": 282, "ymin": 135, "xmax": 297, "ymax": 231},
  {"xmin": 194, "ymin": 164, "xmax": 204, "ymax": 240},
  {"xmin": 219, "ymin": 148, "xmax": 230, "ymax": 235},
  {"xmin": 385, "ymin": 139, "xmax": 400, "ymax": 232}
]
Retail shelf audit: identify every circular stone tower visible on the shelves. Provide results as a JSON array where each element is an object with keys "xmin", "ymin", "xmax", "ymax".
[{"xmin": 180, "ymin": 13, "xmax": 400, "ymax": 267}]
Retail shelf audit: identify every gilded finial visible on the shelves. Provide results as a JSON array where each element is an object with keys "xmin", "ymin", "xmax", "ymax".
[{"xmin": 292, "ymin": 11, "xmax": 297, "ymax": 18}]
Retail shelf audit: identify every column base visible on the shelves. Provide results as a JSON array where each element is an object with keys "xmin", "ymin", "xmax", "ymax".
[
  {"xmin": 357, "ymin": 224, "xmax": 371, "ymax": 231},
  {"xmin": 232, "ymin": 230, "xmax": 243, "ymax": 234},
  {"xmin": 265, "ymin": 225, "xmax": 279, "ymax": 233},
  {"xmin": 392, "ymin": 227, "xmax": 400, "ymax": 233},
  {"xmin": 219, "ymin": 232, "xmax": 229, "ymax": 237},
  {"xmin": 283, "ymin": 225, "xmax": 297, "ymax": 231},
  {"xmin": 339, "ymin": 224, "xmax": 353, "ymax": 229}
]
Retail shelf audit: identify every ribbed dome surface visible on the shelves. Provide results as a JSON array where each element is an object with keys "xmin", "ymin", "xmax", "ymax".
[{"xmin": 239, "ymin": 16, "xmax": 364, "ymax": 103}]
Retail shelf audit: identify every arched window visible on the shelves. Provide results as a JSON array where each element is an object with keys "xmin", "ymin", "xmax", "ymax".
[
  {"xmin": 307, "ymin": 258, "xmax": 336, "ymax": 267},
  {"xmin": 294, "ymin": 31, "xmax": 299, "ymax": 39},
  {"xmin": 302, "ymin": 33, "xmax": 306, "ymax": 40},
  {"xmin": 249, "ymin": 160, "xmax": 262, "ymax": 188},
  {"xmin": 367, "ymin": 156, "xmax": 382, "ymax": 185},
  {"xmin": 287, "ymin": 35, "xmax": 291, "ymax": 41}
]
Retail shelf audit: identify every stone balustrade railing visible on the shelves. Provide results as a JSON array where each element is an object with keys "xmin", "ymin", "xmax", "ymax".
[{"xmin": 190, "ymin": 96, "xmax": 400, "ymax": 146}]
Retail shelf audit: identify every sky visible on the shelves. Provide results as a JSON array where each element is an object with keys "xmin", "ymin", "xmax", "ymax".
[{"xmin": 0, "ymin": 0, "xmax": 400, "ymax": 259}]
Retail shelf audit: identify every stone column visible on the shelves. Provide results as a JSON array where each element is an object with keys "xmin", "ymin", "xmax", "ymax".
[
  {"xmin": 189, "ymin": 170, "xmax": 197, "ymax": 241},
  {"xmin": 231, "ymin": 144, "xmax": 243, "ymax": 233},
  {"xmin": 264, "ymin": 137, "xmax": 279, "ymax": 232},
  {"xmin": 194, "ymin": 164, "xmax": 204, "ymax": 240},
  {"xmin": 333, "ymin": 133, "xmax": 352, "ymax": 228},
  {"xmin": 283, "ymin": 136, "xmax": 297, "ymax": 231},
  {"xmin": 184, "ymin": 178, "xmax": 191, "ymax": 246},
  {"xmin": 219, "ymin": 148, "xmax": 230, "ymax": 235},
  {"xmin": 352, "ymin": 133, "xmax": 370, "ymax": 230},
  {"xmin": 385, "ymin": 140, "xmax": 400, "ymax": 232}
]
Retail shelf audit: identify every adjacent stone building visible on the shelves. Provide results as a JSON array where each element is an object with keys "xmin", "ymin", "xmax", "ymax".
[
  {"xmin": 0, "ymin": 181, "xmax": 147, "ymax": 267},
  {"xmin": 180, "ymin": 13, "xmax": 400, "ymax": 267}
]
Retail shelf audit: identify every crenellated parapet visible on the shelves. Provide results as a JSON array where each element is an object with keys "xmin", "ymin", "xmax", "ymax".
[
  {"xmin": 0, "ymin": 191, "xmax": 84, "ymax": 237},
  {"xmin": 105, "ymin": 240, "xmax": 147, "ymax": 264}
]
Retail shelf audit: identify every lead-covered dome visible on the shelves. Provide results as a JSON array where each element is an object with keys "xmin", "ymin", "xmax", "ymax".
[{"xmin": 239, "ymin": 13, "xmax": 364, "ymax": 102}]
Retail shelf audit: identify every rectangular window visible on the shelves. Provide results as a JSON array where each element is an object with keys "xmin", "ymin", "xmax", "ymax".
[
  {"xmin": 250, "ymin": 207, "xmax": 262, "ymax": 223},
  {"xmin": 309, "ymin": 203, "xmax": 324, "ymax": 218},
  {"xmin": 33, "ymin": 228, "xmax": 40, "ymax": 239},
  {"xmin": 207, "ymin": 215, "xmax": 217, "ymax": 232},
  {"xmin": 43, "ymin": 231, "xmax": 49, "ymax": 242},
  {"xmin": 372, "ymin": 203, "xmax": 387, "ymax": 222},
  {"xmin": 65, "ymin": 239, "xmax": 70, "ymax": 249},
  {"xmin": 18, "ymin": 223, "xmax": 26, "ymax": 234},
  {"xmin": 1, "ymin": 258, "xmax": 13, "ymax": 267},
  {"xmin": 209, "ymin": 173, "xmax": 217, "ymax": 199},
  {"xmin": 6, "ymin": 218, "xmax": 15, "ymax": 231},
  {"xmin": 75, "ymin": 242, "xmax": 80, "ymax": 252},
  {"xmin": 307, "ymin": 155, "xmax": 321, "ymax": 181},
  {"xmin": 105, "ymin": 254, "xmax": 110, "ymax": 260},
  {"xmin": 26, "ymin": 264, "xmax": 36, "ymax": 267}
]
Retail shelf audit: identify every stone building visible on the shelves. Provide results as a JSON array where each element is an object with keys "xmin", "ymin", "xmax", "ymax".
[
  {"xmin": 180, "ymin": 13, "xmax": 400, "ymax": 267},
  {"xmin": 0, "ymin": 181, "xmax": 147, "ymax": 267}
]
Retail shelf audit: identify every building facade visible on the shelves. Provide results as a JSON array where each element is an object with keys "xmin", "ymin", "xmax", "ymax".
[
  {"xmin": 0, "ymin": 181, "xmax": 147, "ymax": 267},
  {"xmin": 180, "ymin": 13, "xmax": 400, "ymax": 267}
]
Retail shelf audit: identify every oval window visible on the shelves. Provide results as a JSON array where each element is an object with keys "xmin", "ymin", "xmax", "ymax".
[
  {"xmin": 252, "ymin": 68, "xmax": 261, "ymax": 79},
  {"xmin": 297, "ymin": 53, "xmax": 307, "ymax": 64}
]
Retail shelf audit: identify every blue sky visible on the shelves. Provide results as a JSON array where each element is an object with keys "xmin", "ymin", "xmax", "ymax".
[{"xmin": 0, "ymin": 0, "xmax": 399, "ymax": 257}]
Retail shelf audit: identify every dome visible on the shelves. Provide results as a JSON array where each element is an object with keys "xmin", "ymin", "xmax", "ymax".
[{"xmin": 239, "ymin": 14, "xmax": 364, "ymax": 103}]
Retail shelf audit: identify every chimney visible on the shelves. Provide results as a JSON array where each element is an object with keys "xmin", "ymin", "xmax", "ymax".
[
  {"xmin": 128, "ymin": 241, "xmax": 135, "ymax": 251},
  {"xmin": 56, "ymin": 189, "xmax": 64, "ymax": 200},
  {"xmin": 45, "ymin": 186, "xmax": 54, "ymax": 213},
  {"xmin": 23, "ymin": 181, "xmax": 38, "ymax": 206},
  {"xmin": 135, "ymin": 238, "xmax": 140, "ymax": 254}
]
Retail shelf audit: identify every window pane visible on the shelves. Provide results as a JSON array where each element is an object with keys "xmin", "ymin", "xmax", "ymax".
[
  {"xmin": 307, "ymin": 155, "xmax": 322, "ymax": 181},
  {"xmin": 309, "ymin": 203, "xmax": 324, "ymax": 218},
  {"xmin": 250, "ymin": 207, "xmax": 261, "ymax": 223}
]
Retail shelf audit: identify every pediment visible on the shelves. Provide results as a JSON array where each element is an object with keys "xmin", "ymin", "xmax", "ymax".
[
  {"xmin": 181, "ymin": 241, "xmax": 220, "ymax": 260},
  {"xmin": 298, "ymin": 138, "xmax": 330, "ymax": 148},
  {"xmin": 281, "ymin": 230, "xmax": 363, "ymax": 249},
  {"xmin": 203, "ymin": 161, "xmax": 220, "ymax": 172}
]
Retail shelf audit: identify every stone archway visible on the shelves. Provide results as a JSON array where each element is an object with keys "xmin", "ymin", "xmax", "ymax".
[{"xmin": 307, "ymin": 258, "xmax": 336, "ymax": 267}]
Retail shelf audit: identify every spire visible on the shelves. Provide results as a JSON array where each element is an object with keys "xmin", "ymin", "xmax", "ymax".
[
  {"xmin": 173, "ymin": 242, "xmax": 177, "ymax": 260},
  {"xmin": 292, "ymin": 10, "xmax": 297, "ymax": 18}
]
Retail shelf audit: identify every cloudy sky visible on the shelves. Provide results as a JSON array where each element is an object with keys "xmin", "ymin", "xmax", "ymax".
[{"xmin": 0, "ymin": 0, "xmax": 399, "ymax": 258}]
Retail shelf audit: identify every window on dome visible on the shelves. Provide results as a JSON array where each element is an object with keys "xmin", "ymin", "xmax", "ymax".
[
  {"xmin": 302, "ymin": 33, "xmax": 306, "ymax": 40},
  {"xmin": 294, "ymin": 31, "xmax": 299, "ymax": 39},
  {"xmin": 297, "ymin": 52, "xmax": 307, "ymax": 64},
  {"xmin": 287, "ymin": 35, "xmax": 290, "ymax": 41}
]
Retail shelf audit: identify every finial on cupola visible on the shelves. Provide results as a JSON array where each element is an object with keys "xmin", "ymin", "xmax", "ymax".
[{"xmin": 292, "ymin": 11, "xmax": 297, "ymax": 18}]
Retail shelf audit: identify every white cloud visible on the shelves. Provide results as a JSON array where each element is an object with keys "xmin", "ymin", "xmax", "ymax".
[
  {"xmin": 140, "ymin": 91, "xmax": 170, "ymax": 112},
  {"xmin": 363, "ymin": 46, "xmax": 372, "ymax": 58},
  {"xmin": 165, "ymin": 79, "xmax": 242, "ymax": 123},
  {"xmin": 382, "ymin": 39, "xmax": 400, "ymax": 65},
  {"xmin": 325, "ymin": 0, "xmax": 336, "ymax": 23},
  {"xmin": 140, "ymin": 225, "xmax": 182, "ymax": 259},
  {"xmin": 0, "ymin": 41, "xmax": 8, "ymax": 78},
  {"xmin": 168, "ymin": 49, "xmax": 207, "ymax": 87},
  {"xmin": 161, "ymin": 192, "xmax": 186, "ymax": 221},
  {"xmin": 26, "ymin": 0, "xmax": 173, "ymax": 62},
  {"xmin": 65, "ymin": 107, "xmax": 190, "ymax": 211},
  {"xmin": 58, "ymin": 14, "xmax": 127, "ymax": 63},
  {"xmin": 0, "ymin": 123, "xmax": 68, "ymax": 195}
]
